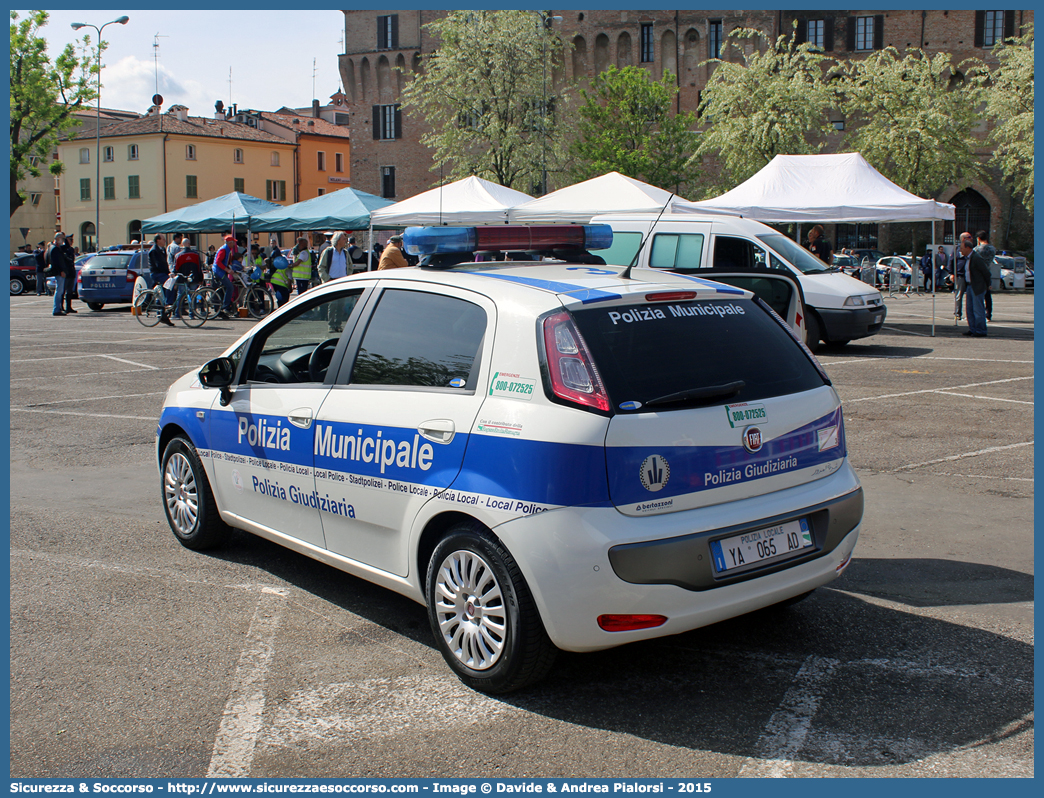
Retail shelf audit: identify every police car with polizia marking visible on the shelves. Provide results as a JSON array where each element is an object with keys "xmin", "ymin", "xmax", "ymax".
[{"xmin": 156, "ymin": 224, "xmax": 862, "ymax": 693}]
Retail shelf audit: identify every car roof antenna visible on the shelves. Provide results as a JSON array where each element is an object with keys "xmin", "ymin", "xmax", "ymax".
[{"xmin": 621, "ymin": 193, "xmax": 674, "ymax": 280}]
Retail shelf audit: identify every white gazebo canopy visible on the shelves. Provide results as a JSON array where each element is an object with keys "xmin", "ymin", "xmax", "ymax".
[
  {"xmin": 369, "ymin": 175, "xmax": 534, "ymax": 227},
  {"xmin": 508, "ymin": 172, "xmax": 682, "ymax": 224},
  {"xmin": 675, "ymin": 153, "xmax": 955, "ymax": 223}
]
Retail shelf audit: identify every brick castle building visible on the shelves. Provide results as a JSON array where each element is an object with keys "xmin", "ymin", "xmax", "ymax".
[{"xmin": 338, "ymin": 9, "xmax": 1033, "ymax": 253}]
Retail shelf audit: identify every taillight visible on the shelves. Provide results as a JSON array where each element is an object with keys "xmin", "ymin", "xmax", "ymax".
[
  {"xmin": 598, "ymin": 614, "xmax": 668, "ymax": 632},
  {"xmin": 541, "ymin": 311, "xmax": 611, "ymax": 412},
  {"xmin": 126, "ymin": 270, "xmax": 137, "ymax": 283}
]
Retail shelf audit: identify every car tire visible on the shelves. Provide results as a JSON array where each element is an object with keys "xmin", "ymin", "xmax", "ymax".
[
  {"xmin": 10, "ymin": 278, "xmax": 24, "ymax": 295},
  {"xmin": 804, "ymin": 311, "xmax": 822, "ymax": 351},
  {"xmin": 161, "ymin": 436, "xmax": 228, "ymax": 551},
  {"xmin": 87, "ymin": 301, "xmax": 104, "ymax": 311},
  {"xmin": 426, "ymin": 523, "xmax": 556, "ymax": 694}
]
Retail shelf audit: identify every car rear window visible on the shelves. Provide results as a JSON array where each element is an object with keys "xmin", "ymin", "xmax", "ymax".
[
  {"xmin": 571, "ymin": 297, "xmax": 826, "ymax": 411},
  {"xmin": 84, "ymin": 254, "xmax": 133, "ymax": 269}
]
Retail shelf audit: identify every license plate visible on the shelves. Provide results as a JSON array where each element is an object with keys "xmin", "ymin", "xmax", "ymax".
[
  {"xmin": 710, "ymin": 517, "xmax": 813, "ymax": 574},
  {"xmin": 92, "ymin": 279, "xmax": 112, "ymax": 286}
]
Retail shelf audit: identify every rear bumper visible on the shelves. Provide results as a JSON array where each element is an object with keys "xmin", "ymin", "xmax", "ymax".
[
  {"xmin": 78, "ymin": 286, "xmax": 135, "ymax": 303},
  {"xmin": 816, "ymin": 305, "xmax": 886, "ymax": 341},
  {"xmin": 493, "ymin": 462, "xmax": 863, "ymax": 652}
]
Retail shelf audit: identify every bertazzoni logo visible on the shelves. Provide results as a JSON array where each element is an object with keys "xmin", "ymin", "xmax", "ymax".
[{"xmin": 639, "ymin": 454, "xmax": 670, "ymax": 492}]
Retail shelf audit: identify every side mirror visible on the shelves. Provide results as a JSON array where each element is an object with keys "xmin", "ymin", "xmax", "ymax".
[{"xmin": 199, "ymin": 357, "xmax": 235, "ymax": 406}]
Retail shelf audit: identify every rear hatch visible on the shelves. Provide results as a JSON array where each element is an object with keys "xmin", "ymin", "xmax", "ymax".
[
  {"xmin": 567, "ymin": 291, "xmax": 845, "ymax": 516},
  {"xmin": 79, "ymin": 252, "xmax": 136, "ymax": 295}
]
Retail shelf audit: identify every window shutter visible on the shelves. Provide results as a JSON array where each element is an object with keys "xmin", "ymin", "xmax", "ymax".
[
  {"xmin": 394, "ymin": 106, "xmax": 402, "ymax": 139},
  {"xmin": 391, "ymin": 15, "xmax": 399, "ymax": 49},
  {"xmin": 377, "ymin": 16, "xmax": 387, "ymax": 49},
  {"xmin": 824, "ymin": 18, "xmax": 834, "ymax": 51},
  {"xmin": 795, "ymin": 19, "xmax": 807, "ymax": 44},
  {"xmin": 873, "ymin": 15, "xmax": 884, "ymax": 50},
  {"xmin": 372, "ymin": 105, "xmax": 380, "ymax": 140},
  {"xmin": 846, "ymin": 19, "xmax": 856, "ymax": 51},
  {"xmin": 974, "ymin": 11, "xmax": 985, "ymax": 48},
  {"xmin": 1004, "ymin": 10, "xmax": 1016, "ymax": 40}
]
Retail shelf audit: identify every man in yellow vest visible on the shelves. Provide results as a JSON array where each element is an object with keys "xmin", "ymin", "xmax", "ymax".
[{"xmin": 266, "ymin": 247, "xmax": 293, "ymax": 306}]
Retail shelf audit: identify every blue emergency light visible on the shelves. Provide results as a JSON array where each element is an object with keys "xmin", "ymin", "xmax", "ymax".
[{"xmin": 402, "ymin": 225, "xmax": 613, "ymax": 257}]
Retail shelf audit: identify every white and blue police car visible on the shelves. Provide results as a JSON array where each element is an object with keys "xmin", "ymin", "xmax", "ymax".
[{"xmin": 157, "ymin": 224, "xmax": 862, "ymax": 693}]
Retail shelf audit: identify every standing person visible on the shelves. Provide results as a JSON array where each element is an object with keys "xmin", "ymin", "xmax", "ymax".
[
  {"xmin": 47, "ymin": 232, "xmax": 67, "ymax": 316},
  {"xmin": 960, "ymin": 235, "xmax": 990, "ymax": 337},
  {"xmin": 266, "ymin": 247, "xmax": 293, "ymax": 307},
  {"xmin": 166, "ymin": 232, "xmax": 184, "ymax": 274},
  {"xmin": 59, "ymin": 234, "xmax": 78, "ymax": 313},
  {"xmin": 206, "ymin": 245, "xmax": 216, "ymax": 267},
  {"xmin": 347, "ymin": 236, "xmax": 367, "ymax": 272},
  {"xmin": 377, "ymin": 235, "xmax": 409, "ymax": 270},
  {"xmin": 920, "ymin": 249, "xmax": 934, "ymax": 291},
  {"xmin": 805, "ymin": 224, "xmax": 833, "ymax": 264},
  {"xmin": 291, "ymin": 237, "xmax": 313, "ymax": 295},
  {"xmin": 211, "ymin": 235, "xmax": 238, "ymax": 320},
  {"xmin": 935, "ymin": 246, "xmax": 948, "ymax": 291},
  {"xmin": 34, "ymin": 241, "xmax": 47, "ymax": 295},
  {"xmin": 148, "ymin": 234, "xmax": 175, "ymax": 326},
  {"xmin": 317, "ymin": 232, "xmax": 350, "ymax": 282},
  {"xmin": 948, "ymin": 234, "xmax": 972, "ymax": 319},
  {"xmin": 975, "ymin": 230, "xmax": 996, "ymax": 321}
]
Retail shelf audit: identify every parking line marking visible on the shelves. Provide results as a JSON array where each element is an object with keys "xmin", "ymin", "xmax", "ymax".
[
  {"xmin": 882, "ymin": 325, "xmax": 933, "ymax": 337},
  {"xmin": 27, "ymin": 391, "xmax": 166, "ymax": 407},
  {"xmin": 893, "ymin": 441, "xmax": 1033, "ymax": 472},
  {"xmin": 934, "ymin": 391, "xmax": 1035, "ymax": 406},
  {"xmin": 96, "ymin": 354, "xmax": 160, "ymax": 369},
  {"xmin": 846, "ymin": 375, "xmax": 1033, "ymax": 403},
  {"xmin": 739, "ymin": 655, "xmax": 840, "ymax": 777},
  {"xmin": 818, "ymin": 355, "xmax": 1034, "ymax": 366},
  {"xmin": 10, "ymin": 408, "xmax": 157, "ymax": 421},
  {"xmin": 207, "ymin": 587, "xmax": 288, "ymax": 779}
]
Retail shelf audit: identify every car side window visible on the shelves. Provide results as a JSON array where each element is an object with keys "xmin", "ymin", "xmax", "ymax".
[
  {"xmin": 348, "ymin": 288, "xmax": 486, "ymax": 389},
  {"xmin": 242, "ymin": 291, "xmax": 362, "ymax": 385},
  {"xmin": 649, "ymin": 233, "xmax": 705, "ymax": 270}
]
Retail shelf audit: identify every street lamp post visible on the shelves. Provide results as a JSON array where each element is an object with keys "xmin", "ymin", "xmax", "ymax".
[{"xmin": 71, "ymin": 15, "xmax": 129, "ymax": 253}]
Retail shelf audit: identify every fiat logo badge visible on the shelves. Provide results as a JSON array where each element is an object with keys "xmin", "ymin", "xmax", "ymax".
[{"xmin": 743, "ymin": 426, "xmax": 763, "ymax": 453}]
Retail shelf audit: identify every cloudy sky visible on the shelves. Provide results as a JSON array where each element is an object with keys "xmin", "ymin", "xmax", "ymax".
[{"xmin": 18, "ymin": 8, "xmax": 349, "ymax": 117}]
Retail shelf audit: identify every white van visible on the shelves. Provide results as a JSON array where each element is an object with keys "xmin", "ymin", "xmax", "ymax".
[{"xmin": 590, "ymin": 213, "xmax": 886, "ymax": 349}]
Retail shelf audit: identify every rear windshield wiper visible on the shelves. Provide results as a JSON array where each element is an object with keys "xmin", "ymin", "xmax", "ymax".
[{"xmin": 644, "ymin": 380, "xmax": 745, "ymax": 408}]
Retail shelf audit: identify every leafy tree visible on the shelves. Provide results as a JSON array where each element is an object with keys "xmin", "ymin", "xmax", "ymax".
[
  {"xmin": 569, "ymin": 66, "xmax": 699, "ymax": 195},
  {"xmin": 401, "ymin": 10, "xmax": 566, "ymax": 193},
  {"xmin": 688, "ymin": 28, "xmax": 838, "ymax": 195},
  {"xmin": 985, "ymin": 24, "xmax": 1033, "ymax": 211},
  {"xmin": 10, "ymin": 10, "xmax": 98, "ymax": 217},
  {"xmin": 837, "ymin": 47, "xmax": 987, "ymax": 198}
]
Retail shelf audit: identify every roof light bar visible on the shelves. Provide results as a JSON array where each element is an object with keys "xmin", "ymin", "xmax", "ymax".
[{"xmin": 403, "ymin": 224, "xmax": 613, "ymax": 257}]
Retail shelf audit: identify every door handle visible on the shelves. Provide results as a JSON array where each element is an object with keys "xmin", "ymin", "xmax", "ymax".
[
  {"xmin": 418, "ymin": 419, "xmax": 455, "ymax": 444},
  {"xmin": 288, "ymin": 408, "xmax": 313, "ymax": 429}
]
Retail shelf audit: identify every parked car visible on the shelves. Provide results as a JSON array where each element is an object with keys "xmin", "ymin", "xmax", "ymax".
[
  {"xmin": 850, "ymin": 249, "xmax": 888, "ymax": 267},
  {"xmin": 45, "ymin": 253, "xmax": 95, "ymax": 296},
  {"xmin": 157, "ymin": 224, "xmax": 863, "ymax": 693},
  {"xmin": 10, "ymin": 253, "xmax": 39, "ymax": 295},
  {"xmin": 875, "ymin": 256, "xmax": 914, "ymax": 288},
  {"xmin": 996, "ymin": 255, "xmax": 1033, "ymax": 290},
  {"xmin": 76, "ymin": 249, "xmax": 145, "ymax": 310}
]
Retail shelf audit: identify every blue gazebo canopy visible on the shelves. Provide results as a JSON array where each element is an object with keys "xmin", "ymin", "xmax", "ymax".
[
  {"xmin": 141, "ymin": 192, "xmax": 281, "ymax": 234},
  {"xmin": 251, "ymin": 187, "xmax": 395, "ymax": 232}
]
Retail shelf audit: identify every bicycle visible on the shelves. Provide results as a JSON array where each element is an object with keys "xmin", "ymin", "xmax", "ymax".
[
  {"xmin": 200, "ymin": 267, "xmax": 275, "ymax": 320},
  {"xmin": 133, "ymin": 273, "xmax": 211, "ymax": 328}
]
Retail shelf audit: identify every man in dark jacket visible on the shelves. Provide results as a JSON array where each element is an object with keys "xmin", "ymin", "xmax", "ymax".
[
  {"xmin": 53, "ymin": 233, "xmax": 78, "ymax": 314},
  {"xmin": 33, "ymin": 241, "xmax": 47, "ymax": 295},
  {"xmin": 148, "ymin": 234, "xmax": 175, "ymax": 326},
  {"xmin": 47, "ymin": 232, "xmax": 69, "ymax": 316},
  {"xmin": 959, "ymin": 234, "xmax": 991, "ymax": 337}
]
